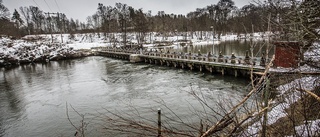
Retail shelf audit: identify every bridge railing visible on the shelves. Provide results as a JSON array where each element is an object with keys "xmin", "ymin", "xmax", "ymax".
[
  {"xmin": 143, "ymin": 51, "xmax": 261, "ymax": 66},
  {"xmin": 98, "ymin": 47, "xmax": 265, "ymax": 67}
]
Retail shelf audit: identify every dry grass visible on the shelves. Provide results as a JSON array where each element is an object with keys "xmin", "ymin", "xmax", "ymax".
[{"xmin": 268, "ymin": 86, "xmax": 320, "ymax": 137}]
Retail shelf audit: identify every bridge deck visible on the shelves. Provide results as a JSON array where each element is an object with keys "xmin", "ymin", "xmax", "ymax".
[
  {"xmin": 97, "ymin": 49, "xmax": 270, "ymax": 77},
  {"xmin": 139, "ymin": 54, "xmax": 265, "ymax": 71}
]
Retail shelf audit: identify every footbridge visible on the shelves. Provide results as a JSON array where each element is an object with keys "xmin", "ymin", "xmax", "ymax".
[{"xmin": 96, "ymin": 47, "xmax": 268, "ymax": 77}]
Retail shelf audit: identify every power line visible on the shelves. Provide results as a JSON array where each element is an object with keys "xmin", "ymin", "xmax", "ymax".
[
  {"xmin": 32, "ymin": 0, "xmax": 40, "ymax": 7},
  {"xmin": 44, "ymin": 0, "xmax": 53, "ymax": 12},
  {"xmin": 55, "ymin": 0, "xmax": 71, "ymax": 19},
  {"xmin": 54, "ymin": 0, "xmax": 61, "ymax": 12}
]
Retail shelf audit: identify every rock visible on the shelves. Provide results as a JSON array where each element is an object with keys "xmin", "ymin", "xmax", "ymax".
[{"xmin": 50, "ymin": 54, "xmax": 64, "ymax": 61}]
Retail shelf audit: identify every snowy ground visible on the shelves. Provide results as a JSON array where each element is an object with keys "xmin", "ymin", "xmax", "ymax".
[
  {"xmin": 0, "ymin": 36, "xmax": 79, "ymax": 66},
  {"xmin": 245, "ymin": 76, "xmax": 320, "ymax": 136},
  {"xmin": 22, "ymin": 32, "xmax": 269, "ymax": 49}
]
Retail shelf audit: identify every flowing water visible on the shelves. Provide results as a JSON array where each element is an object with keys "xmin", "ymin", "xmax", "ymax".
[{"xmin": 0, "ymin": 41, "xmax": 260, "ymax": 136}]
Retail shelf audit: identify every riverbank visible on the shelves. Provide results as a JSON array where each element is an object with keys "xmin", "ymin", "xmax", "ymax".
[
  {"xmin": 246, "ymin": 76, "xmax": 320, "ymax": 136},
  {"xmin": 0, "ymin": 37, "xmax": 95, "ymax": 67},
  {"xmin": 0, "ymin": 32, "xmax": 263, "ymax": 67},
  {"xmin": 1, "ymin": 33, "xmax": 319, "ymax": 70}
]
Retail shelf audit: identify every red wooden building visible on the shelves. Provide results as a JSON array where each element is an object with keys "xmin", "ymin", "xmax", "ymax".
[{"xmin": 273, "ymin": 41, "xmax": 302, "ymax": 68}]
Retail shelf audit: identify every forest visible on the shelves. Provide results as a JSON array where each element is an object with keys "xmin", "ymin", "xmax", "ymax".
[{"xmin": 0, "ymin": 0, "xmax": 318, "ymax": 43}]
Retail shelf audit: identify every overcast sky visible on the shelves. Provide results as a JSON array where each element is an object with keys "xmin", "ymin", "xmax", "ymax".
[{"xmin": 3, "ymin": 0, "xmax": 252, "ymax": 22}]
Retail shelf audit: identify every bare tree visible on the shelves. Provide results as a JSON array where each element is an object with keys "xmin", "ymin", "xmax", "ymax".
[
  {"xmin": 115, "ymin": 3, "xmax": 131, "ymax": 47},
  {"xmin": 19, "ymin": 6, "xmax": 33, "ymax": 35},
  {"xmin": 0, "ymin": 0, "xmax": 13, "ymax": 36},
  {"xmin": 29, "ymin": 6, "xmax": 44, "ymax": 34},
  {"xmin": 0, "ymin": 0, "xmax": 9, "ymax": 19}
]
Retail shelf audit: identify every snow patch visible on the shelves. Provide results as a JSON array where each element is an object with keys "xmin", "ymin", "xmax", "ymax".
[{"xmin": 286, "ymin": 120, "xmax": 320, "ymax": 137}]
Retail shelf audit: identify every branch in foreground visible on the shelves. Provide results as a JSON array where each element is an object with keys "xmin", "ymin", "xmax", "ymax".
[{"xmin": 200, "ymin": 55, "xmax": 275, "ymax": 137}]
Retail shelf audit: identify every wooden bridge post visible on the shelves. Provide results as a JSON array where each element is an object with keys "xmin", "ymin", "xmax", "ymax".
[
  {"xmin": 221, "ymin": 68, "xmax": 225, "ymax": 76},
  {"xmin": 218, "ymin": 51, "xmax": 224, "ymax": 62},
  {"xmin": 207, "ymin": 52, "xmax": 212, "ymax": 62},
  {"xmin": 209, "ymin": 67, "xmax": 213, "ymax": 73},
  {"xmin": 231, "ymin": 53, "xmax": 236, "ymax": 64},
  {"xmin": 188, "ymin": 63, "xmax": 193, "ymax": 70},
  {"xmin": 158, "ymin": 108, "xmax": 161, "ymax": 137},
  {"xmin": 244, "ymin": 50, "xmax": 250, "ymax": 65},
  {"xmin": 173, "ymin": 62, "xmax": 177, "ymax": 68},
  {"xmin": 166, "ymin": 61, "xmax": 170, "ymax": 66},
  {"xmin": 234, "ymin": 70, "xmax": 238, "ymax": 77}
]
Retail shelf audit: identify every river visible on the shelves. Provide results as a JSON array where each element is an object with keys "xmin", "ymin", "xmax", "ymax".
[
  {"xmin": 160, "ymin": 39, "xmax": 273, "ymax": 58},
  {"xmin": 0, "ymin": 42, "xmax": 257, "ymax": 136}
]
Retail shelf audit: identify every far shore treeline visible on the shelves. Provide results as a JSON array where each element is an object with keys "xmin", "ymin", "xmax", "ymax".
[{"xmin": 0, "ymin": 0, "xmax": 319, "ymax": 42}]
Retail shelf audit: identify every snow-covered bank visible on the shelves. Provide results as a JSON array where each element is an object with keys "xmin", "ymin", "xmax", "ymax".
[
  {"xmin": 0, "ymin": 37, "xmax": 91, "ymax": 67},
  {"xmin": 22, "ymin": 32, "xmax": 269, "ymax": 49},
  {"xmin": 245, "ymin": 76, "xmax": 320, "ymax": 136},
  {"xmin": 21, "ymin": 31, "xmax": 270, "ymax": 46},
  {"xmin": 0, "ymin": 32, "xmax": 269, "ymax": 67},
  {"xmin": 1, "ymin": 32, "xmax": 318, "ymax": 68}
]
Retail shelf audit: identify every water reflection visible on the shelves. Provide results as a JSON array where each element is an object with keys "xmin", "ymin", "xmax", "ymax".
[
  {"xmin": 0, "ymin": 68, "xmax": 25, "ymax": 137},
  {"xmin": 165, "ymin": 40, "xmax": 274, "ymax": 57}
]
